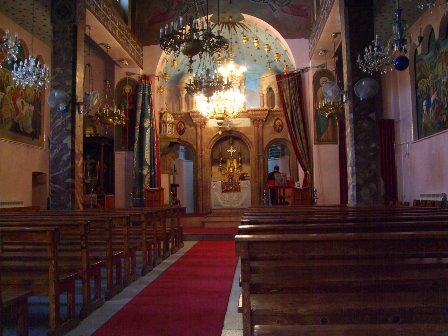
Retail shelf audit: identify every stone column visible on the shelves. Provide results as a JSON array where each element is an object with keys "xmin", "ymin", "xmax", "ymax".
[
  {"xmin": 248, "ymin": 109, "xmax": 269, "ymax": 205},
  {"xmin": 340, "ymin": 0, "xmax": 381, "ymax": 204},
  {"xmin": 254, "ymin": 119, "xmax": 264, "ymax": 204},
  {"xmin": 50, "ymin": 0, "xmax": 85, "ymax": 209}
]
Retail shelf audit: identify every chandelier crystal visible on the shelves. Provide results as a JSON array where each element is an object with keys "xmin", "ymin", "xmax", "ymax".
[
  {"xmin": 195, "ymin": 87, "xmax": 246, "ymax": 120},
  {"xmin": 193, "ymin": 56, "xmax": 247, "ymax": 122},
  {"xmin": 11, "ymin": 0, "xmax": 50, "ymax": 88},
  {"xmin": 357, "ymin": 34, "xmax": 393, "ymax": 75},
  {"xmin": 91, "ymin": 80, "xmax": 127, "ymax": 126},
  {"xmin": 416, "ymin": 0, "xmax": 437, "ymax": 10},
  {"xmin": 0, "ymin": 30, "xmax": 20, "ymax": 67},
  {"xmin": 12, "ymin": 56, "xmax": 50, "ymax": 88}
]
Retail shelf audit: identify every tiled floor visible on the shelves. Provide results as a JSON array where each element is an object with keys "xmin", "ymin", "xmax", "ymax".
[
  {"xmin": 221, "ymin": 259, "xmax": 243, "ymax": 336},
  {"xmin": 63, "ymin": 241, "xmax": 243, "ymax": 336}
]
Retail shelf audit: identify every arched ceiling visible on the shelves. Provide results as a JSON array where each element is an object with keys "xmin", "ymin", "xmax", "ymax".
[
  {"xmin": 159, "ymin": 13, "xmax": 295, "ymax": 94},
  {"xmin": 135, "ymin": 0, "xmax": 314, "ymax": 46}
]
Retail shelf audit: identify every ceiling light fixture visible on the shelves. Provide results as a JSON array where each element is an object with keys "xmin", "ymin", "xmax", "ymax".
[
  {"xmin": 11, "ymin": 0, "xmax": 50, "ymax": 88},
  {"xmin": 159, "ymin": 0, "xmax": 229, "ymax": 71},
  {"xmin": 0, "ymin": 29, "xmax": 20, "ymax": 67}
]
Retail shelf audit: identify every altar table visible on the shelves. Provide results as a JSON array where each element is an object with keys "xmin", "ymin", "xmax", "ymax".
[{"xmin": 211, "ymin": 181, "xmax": 251, "ymax": 208}]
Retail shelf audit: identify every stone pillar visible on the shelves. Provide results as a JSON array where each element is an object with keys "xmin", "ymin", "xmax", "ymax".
[
  {"xmin": 50, "ymin": 0, "xmax": 85, "ymax": 209},
  {"xmin": 341, "ymin": 0, "xmax": 381, "ymax": 205},
  {"xmin": 254, "ymin": 119, "xmax": 264, "ymax": 204},
  {"xmin": 248, "ymin": 109, "xmax": 269, "ymax": 205}
]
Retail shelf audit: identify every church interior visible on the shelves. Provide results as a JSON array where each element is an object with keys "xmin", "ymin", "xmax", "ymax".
[{"xmin": 1, "ymin": 0, "xmax": 448, "ymax": 335}]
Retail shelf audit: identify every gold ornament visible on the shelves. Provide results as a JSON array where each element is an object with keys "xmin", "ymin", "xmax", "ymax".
[
  {"xmin": 263, "ymin": 44, "xmax": 271, "ymax": 54},
  {"xmin": 171, "ymin": 59, "xmax": 178, "ymax": 68},
  {"xmin": 283, "ymin": 64, "xmax": 289, "ymax": 74},
  {"xmin": 157, "ymin": 86, "xmax": 165, "ymax": 94},
  {"xmin": 274, "ymin": 52, "xmax": 281, "ymax": 62},
  {"xmin": 162, "ymin": 72, "xmax": 170, "ymax": 81},
  {"xmin": 241, "ymin": 34, "xmax": 249, "ymax": 44},
  {"xmin": 253, "ymin": 38, "xmax": 259, "ymax": 48}
]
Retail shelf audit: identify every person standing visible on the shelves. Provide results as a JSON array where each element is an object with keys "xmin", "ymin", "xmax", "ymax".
[{"xmin": 267, "ymin": 165, "xmax": 280, "ymax": 205}]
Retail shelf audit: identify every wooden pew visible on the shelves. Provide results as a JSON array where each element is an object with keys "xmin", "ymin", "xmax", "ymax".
[
  {"xmin": 236, "ymin": 231, "xmax": 448, "ymax": 336},
  {"xmin": 253, "ymin": 324, "xmax": 448, "ymax": 336},
  {"xmin": 0, "ymin": 219, "xmax": 105, "ymax": 317},
  {"xmin": 0, "ymin": 227, "xmax": 79, "ymax": 335},
  {"xmin": 42, "ymin": 211, "xmax": 138, "ymax": 287},
  {"xmin": 1, "ymin": 269, "xmax": 31, "ymax": 336},
  {"xmin": 0, "ymin": 206, "xmax": 40, "ymax": 212},
  {"xmin": 0, "ymin": 214, "xmax": 126, "ymax": 299}
]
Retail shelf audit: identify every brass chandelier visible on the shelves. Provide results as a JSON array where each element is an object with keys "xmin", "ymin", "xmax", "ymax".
[
  {"xmin": 159, "ymin": 0, "xmax": 229, "ymax": 71},
  {"xmin": 91, "ymin": 80, "xmax": 127, "ymax": 126},
  {"xmin": 90, "ymin": 44, "xmax": 126, "ymax": 126}
]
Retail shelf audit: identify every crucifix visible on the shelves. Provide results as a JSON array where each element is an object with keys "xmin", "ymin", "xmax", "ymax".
[{"xmin": 227, "ymin": 145, "xmax": 237, "ymax": 157}]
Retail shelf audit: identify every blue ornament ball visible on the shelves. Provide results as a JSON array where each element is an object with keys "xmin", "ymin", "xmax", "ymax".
[{"xmin": 394, "ymin": 55, "xmax": 409, "ymax": 71}]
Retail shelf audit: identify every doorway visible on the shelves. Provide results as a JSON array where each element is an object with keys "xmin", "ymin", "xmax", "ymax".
[
  {"xmin": 174, "ymin": 144, "xmax": 195, "ymax": 213},
  {"xmin": 32, "ymin": 172, "xmax": 47, "ymax": 210}
]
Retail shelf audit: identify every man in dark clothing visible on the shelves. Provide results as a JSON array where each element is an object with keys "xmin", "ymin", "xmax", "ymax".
[{"xmin": 267, "ymin": 166, "xmax": 280, "ymax": 205}]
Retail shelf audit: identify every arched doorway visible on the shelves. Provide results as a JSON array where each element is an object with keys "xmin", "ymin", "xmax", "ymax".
[
  {"xmin": 267, "ymin": 141, "xmax": 291, "ymax": 178},
  {"xmin": 174, "ymin": 143, "xmax": 195, "ymax": 213},
  {"xmin": 265, "ymin": 140, "xmax": 303, "ymax": 205},
  {"xmin": 210, "ymin": 134, "xmax": 251, "ymax": 209}
]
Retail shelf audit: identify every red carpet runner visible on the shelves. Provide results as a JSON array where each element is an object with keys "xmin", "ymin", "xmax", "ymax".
[{"xmin": 93, "ymin": 241, "xmax": 237, "ymax": 336}]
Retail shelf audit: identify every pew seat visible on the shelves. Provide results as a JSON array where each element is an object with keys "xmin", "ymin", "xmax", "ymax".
[{"xmin": 253, "ymin": 324, "xmax": 448, "ymax": 336}]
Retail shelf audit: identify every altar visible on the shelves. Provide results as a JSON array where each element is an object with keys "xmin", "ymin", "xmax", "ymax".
[{"xmin": 211, "ymin": 180, "xmax": 251, "ymax": 208}]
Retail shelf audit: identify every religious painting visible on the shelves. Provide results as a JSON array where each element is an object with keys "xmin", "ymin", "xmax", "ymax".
[
  {"xmin": 115, "ymin": 77, "xmax": 138, "ymax": 150},
  {"xmin": 0, "ymin": 39, "xmax": 44, "ymax": 146},
  {"xmin": 415, "ymin": 29, "xmax": 448, "ymax": 139},
  {"xmin": 273, "ymin": 118, "xmax": 283, "ymax": 133},
  {"xmin": 176, "ymin": 120, "xmax": 185, "ymax": 135},
  {"xmin": 313, "ymin": 69, "xmax": 338, "ymax": 144}
]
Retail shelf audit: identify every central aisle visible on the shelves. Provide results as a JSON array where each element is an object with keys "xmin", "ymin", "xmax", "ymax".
[{"xmin": 91, "ymin": 241, "xmax": 237, "ymax": 336}]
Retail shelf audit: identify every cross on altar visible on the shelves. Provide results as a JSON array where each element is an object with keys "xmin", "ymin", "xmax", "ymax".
[{"xmin": 227, "ymin": 145, "xmax": 237, "ymax": 157}]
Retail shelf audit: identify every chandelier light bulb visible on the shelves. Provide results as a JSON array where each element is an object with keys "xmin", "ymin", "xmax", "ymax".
[
  {"xmin": 0, "ymin": 29, "xmax": 21, "ymax": 68},
  {"xmin": 12, "ymin": 56, "xmax": 50, "ymax": 88}
]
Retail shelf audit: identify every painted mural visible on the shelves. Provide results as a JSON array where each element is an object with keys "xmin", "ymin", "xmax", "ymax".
[
  {"xmin": 313, "ymin": 69, "xmax": 337, "ymax": 144},
  {"xmin": 415, "ymin": 29, "xmax": 448, "ymax": 139},
  {"xmin": 115, "ymin": 77, "xmax": 138, "ymax": 151},
  {"xmin": 0, "ymin": 40, "xmax": 44, "ymax": 146}
]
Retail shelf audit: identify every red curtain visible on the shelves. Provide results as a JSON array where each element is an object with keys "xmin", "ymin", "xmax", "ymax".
[
  {"xmin": 276, "ymin": 72, "xmax": 312, "ymax": 184},
  {"xmin": 378, "ymin": 119, "xmax": 398, "ymax": 203}
]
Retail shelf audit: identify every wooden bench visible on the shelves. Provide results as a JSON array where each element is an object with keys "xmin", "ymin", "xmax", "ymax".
[
  {"xmin": 1, "ymin": 270, "xmax": 31, "ymax": 336},
  {"xmin": 236, "ymin": 231, "xmax": 448, "ymax": 336},
  {"xmin": 0, "ymin": 214, "xmax": 126, "ymax": 300},
  {"xmin": 0, "ymin": 219, "xmax": 106, "ymax": 317},
  {"xmin": 0, "ymin": 227, "xmax": 79, "ymax": 335},
  {"xmin": 253, "ymin": 324, "xmax": 448, "ymax": 336}
]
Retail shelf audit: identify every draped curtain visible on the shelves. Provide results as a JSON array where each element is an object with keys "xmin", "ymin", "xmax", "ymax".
[
  {"xmin": 133, "ymin": 76, "xmax": 161, "ymax": 205},
  {"xmin": 276, "ymin": 72, "xmax": 313, "ymax": 193}
]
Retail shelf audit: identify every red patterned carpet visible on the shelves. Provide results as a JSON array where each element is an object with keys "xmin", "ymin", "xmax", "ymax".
[{"xmin": 92, "ymin": 241, "xmax": 237, "ymax": 336}]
